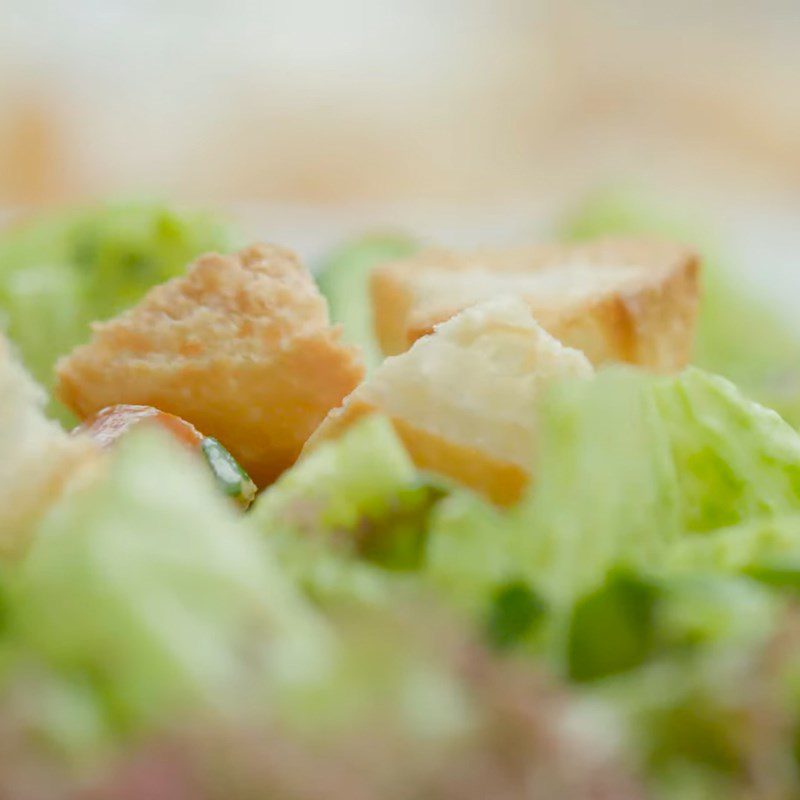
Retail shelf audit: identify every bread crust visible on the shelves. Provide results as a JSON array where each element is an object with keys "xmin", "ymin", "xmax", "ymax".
[
  {"xmin": 0, "ymin": 337, "xmax": 101, "ymax": 556},
  {"xmin": 305, "ymin": 399, "xmax": 528, "ymax": 506},
  {"xmin": 372, "ymin": 237, "xmax": 700, "ymax": 372},
  {"xmin": 307, "ymin": 298, "xmax": 592, "ymax": 506},
  {"xmin": 57, "ymin": 244, "xmax": 365, "ymax": 487}
]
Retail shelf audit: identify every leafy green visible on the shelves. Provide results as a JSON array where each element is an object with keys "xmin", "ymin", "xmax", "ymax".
[
  {"xmin": 567, "ymin": 571, "xmax": 660, "ymax": 682},
  {"xmin": 252, "ymin": 415, "xmax": 417, "ymax": 534},
  {"xmin": 485, "ymin": 580, "xmax": 547, "ymax": 651},
  {"xmin": 656, "ymin": 368, "xmax": 800, "ymax": 533},
  {"xmin": 423, "ymin": 365, "xmax": 800, "ymax": 677},
  {"xmin": 422, "ymin": 369, "xmax": 677, "ymax": 658},
  {"xmin": 251, "ymin": 415, "xmax": 442, "ymax": 604},
  {"xmin": 199, "ymin": 436, "xmax": 257, "ymax": 509},
  {"xmin": 316, "ymin": 233, "xmax": 418, "ymax": 369},
  {"xmin": 11, "ymin": 430, "xmax": 326, "ymax": 733},
  {"xmin": 670, "ymin": 514, "xmax": 800, "ymax": 577},
  {"xmin": 425, "ymin": 489, "xmax": 524, "ymax": 616},
  {"xmin": 517, "ymin": 368, "xmax": 680, "ymax": 606}
]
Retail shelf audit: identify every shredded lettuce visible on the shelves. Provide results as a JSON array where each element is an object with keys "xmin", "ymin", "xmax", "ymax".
[
  {"xmin": 656, "ymin": 368, "xmax": 800, "ymax": 533},
  {"xmin": 422, "ymin": 369, "xmax": 678, "ymax": 658},
  {"xmin": 251, "ymin": 415, "xmax": 442, "ymax": 604},
  {"xmin": 252, "ymin": 415, "xmax": 418, "ymax": 535},
  {"xmin": 517, "ymin": 369, "xmax": 680, "ymax": 605},
  {"xmin": 11, "ymin": 430, "xmax": 326, "ymax": 733},
  {"xmin": 669, "ymin": 515, "xmax": 800, "ymax": 575},
  {"xmin": 423, "ymin": 365, "xmax": 800, "ymax": 678}
]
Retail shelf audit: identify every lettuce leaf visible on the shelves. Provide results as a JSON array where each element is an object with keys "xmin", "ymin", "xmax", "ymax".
[
  {"xmin": 517, "ymin": 368, "xmax": 680, "ymax": 605},
  {"xmin": 426, "ymin": 490, "xmax": 528, "ymax": 610},
  {"xmin": 11, "ymin": 430, "xmax": 326, "ymax": 733},
  {"xmin": 525, "ymin": 367, "xmax": 800, "ymax": 599},
  {"xmin": 424, "ymin": 365, "xmax": 800, "ymax": 667},
  {"xmin": 423, "ymin": 369, "xmax": 678, "ymax": 655},
  {"xmin": 251, "ymin": 415, "xmax": 442, "ymax": 605},
  {"xmin": 252, "ymin": 414, "xmax": 418, "ymax": 535},
  {"xmin": 669, "ymin": 514, "xmax": 800, "ymax": 576},
  {"xmin": 656, "ymin": 368, "xmax": 800, "ymax": 533}
]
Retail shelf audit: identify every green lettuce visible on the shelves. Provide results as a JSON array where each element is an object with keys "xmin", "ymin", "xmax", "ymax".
[
  {"xmin": 669, "ymin": 515, "xmax": 800, "ymax": 577},
  {"xmin": 11, "ymin": 430, "xmax": 326, "ymax": 733},
  {"xmin": 655, "ymin": 368, "xmax": 800, "ymax": 533},
  {"xmin": 0, "ymin": 202, "xmax": 232, "ymax": 418},
  {"xmin": 424, "ymin": 365, "xmax": 800, "ymax": 666},
  {"xmin": 524, "ymin": 367, "xmax": 800, "ymax": 600},
  {"xmin": 517, "ymin": 369, "xmax": 680, "ymax": 605},
  {"xmin": 566, "ymin": 571, "xmax": 777, "ymax": 683},
  {"xmin": 423, "ymin": 369, "xmax": 678, "ymax": 655},
  {"xmin": 316, "ymin": 233, "xmax": 418, "ymax": 369},
  {"xmin": 252, "ymin": 415, "xmax": 417, "ymax": 534},
  {"xmin": 251, "ymin": 415, "xmax": 442, "ymax": 604},
  {"xmin": 426, "ymin": 490, "xmax": 525, "ymax": 614}
]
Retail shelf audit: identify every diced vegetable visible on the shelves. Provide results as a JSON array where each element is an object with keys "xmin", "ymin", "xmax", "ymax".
[
  {"xmin": 77, "ymin": 404, "xmax": 257, "ymax": 509},
  {"xmin": 200, "ymin": 437, "xmax": 257, "ymax": 510},
  {"xmin": 76, "ymin": 404, "xmax": 204, "ymax": 450}
]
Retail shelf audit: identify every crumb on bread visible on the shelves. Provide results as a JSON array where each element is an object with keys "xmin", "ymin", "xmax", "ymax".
[
  {"xmin": 56, "ymin": 243, "xmax": 365, "ymax": 487},
  {"xmin": 371, "ymin": 237, "xmax": 700, "ymax": 372}
]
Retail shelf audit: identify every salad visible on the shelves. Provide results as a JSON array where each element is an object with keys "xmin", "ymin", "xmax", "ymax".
[{"xmin": 1, "ymin": 196, "xmax": 800, "ymax": 799}]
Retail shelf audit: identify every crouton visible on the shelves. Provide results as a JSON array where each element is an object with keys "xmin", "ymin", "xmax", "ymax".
[
  {"xmin": 0, "ymin": 337, "xmax": 98, "ymax": 556},
  {"xmin": 371, "ymin": 237, "xmax": 700, "ymax": 372},
  {"xmin": 56, "ymin": 244, "xmax": 365, "ymax": 487},
  {"xmin": 306, "ymin": 297, "xmax": 593, "ymax": 505}
]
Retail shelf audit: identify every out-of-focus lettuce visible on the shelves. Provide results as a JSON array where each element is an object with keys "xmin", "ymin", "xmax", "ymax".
[
  {"xmin": 559, "ymin": 187, "xmax": 800, "ymax": 426},
  {"xmin": 567, "ymin": 569, "xmax": 789, "ymax": 798},
  {"xmin": 251, "ymin": 415, "xmax": 442, "ymax": 604},
  {"xmin": 0, "ymin": 202, "xmax": 232, "ymax": 418},
  {"xmin": 11, "ymin": 430, "xmax": 326, "ymax": 733},
  {"xmin": 669, "ymin": 514, "xmax": 800, "ymax": 575},
  {"xmin": 252, "ymin": 414, "xmax": 417, "ymax": 534},
  {"xmin": 424, "ymin": 369, "xmax": 679, "ymax": 655},
  {"xmin": 567, "ymin": 571, "xmax": 778, "ymax": 684},
  {"xmin": 424, "ymin": 366, "xmax": 800, "ymax": 669},
  {"xmin": 316, "ymin": 233, "xmax": 418, "ymax": 369},
  {"xmin": 655, "ymin": 368, "xmax": 800, "ymax": 533},
  {"xmin": 426, "ymin": 489, "xmax": 527, "ymax": 616},
  {"xmin": 517, "ymin": 369, "xmax": 680, "ymax": 607},
  {"xmin": 521, "ymin": 367, "xmax": 800, "ymax": 604},
  {"xmin": 566, "ymin": 571, "xmax": 661, "ymax": 682}
]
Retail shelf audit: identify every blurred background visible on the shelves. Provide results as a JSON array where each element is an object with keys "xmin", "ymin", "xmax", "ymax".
[{"xmin": 2, "ymin": 0, "xmax": 800, "ymax": 259}]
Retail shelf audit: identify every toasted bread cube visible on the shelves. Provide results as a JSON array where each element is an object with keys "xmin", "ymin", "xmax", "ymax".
[
  {"xmin": 307, "ymin": 297, "xmax": 593, "ymax": 505},
  {"xmin": 57, "ymin": 244, "xmax": 365, "ymax": 487},
  {"xmin": 0, "ymin": 337, "xmax": 98, "ymax": 555},
  {"xmin": 371, "ymin": 237, "xmax": 700, "ymax": 372}
]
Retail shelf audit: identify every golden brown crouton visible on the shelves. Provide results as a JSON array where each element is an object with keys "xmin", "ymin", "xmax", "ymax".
[
  {"xmin": 371, "ymin": 237, "xmax": 700, "ymax": 372},
  {"xmin": 57, "ymin": 243, "xmax": 365, "ymax": 487},
  {"xmin": 0, "ymin": 336, "xmax": 99, "ymax": 556},
  {"xmin": 307, "ymin": 297, "xmax": 592, "ymax": 505}
]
